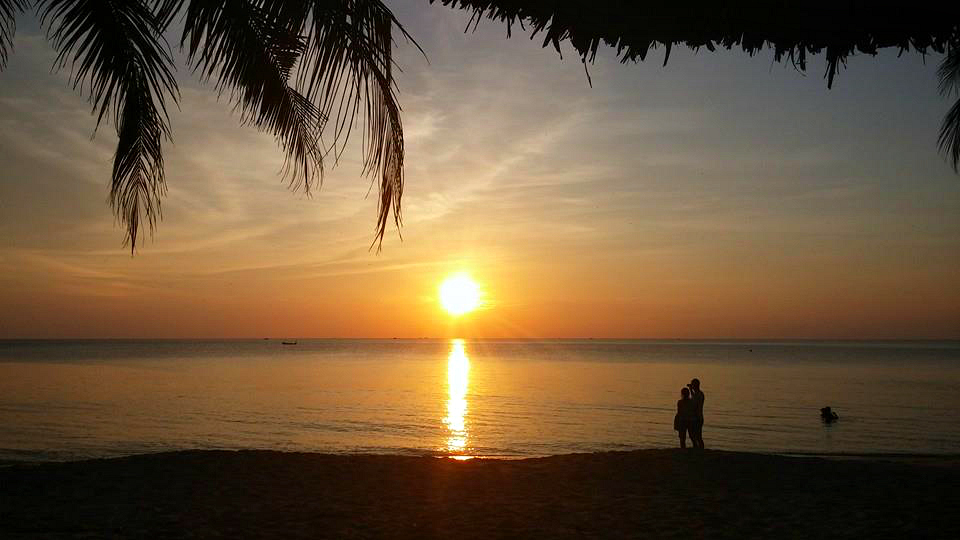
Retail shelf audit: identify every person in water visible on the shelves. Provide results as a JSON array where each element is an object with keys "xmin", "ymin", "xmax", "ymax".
[
  {"xmin": 688, "ymin": 378, "xmax": 705, "ymax": 449},
  {"xmin": 674, "ymin": 387, "xmax": 696, "ymax": 448},
  {"xmin": 821, "ymin": 406, "xmax": 839, "ymax": 422}
]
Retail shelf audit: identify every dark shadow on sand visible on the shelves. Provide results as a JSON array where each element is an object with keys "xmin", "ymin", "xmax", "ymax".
[{"xmin": 2, "ymin": 449, "xmax": 959, "ymax": 539}]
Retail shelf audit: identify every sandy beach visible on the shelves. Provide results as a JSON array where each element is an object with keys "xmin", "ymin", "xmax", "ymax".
[{"xmin": 2, "ymin": 449, "xmax": 958, "ymax": 539}]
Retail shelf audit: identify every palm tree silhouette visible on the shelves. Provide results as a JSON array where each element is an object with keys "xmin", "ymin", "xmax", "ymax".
[
  {"xmin": 2, "ymin": 1, "xmax": 958, "ymax": 252},
  {"xmin": 0, "ymin": 0, "xmax": 415, "ymax": 252}
]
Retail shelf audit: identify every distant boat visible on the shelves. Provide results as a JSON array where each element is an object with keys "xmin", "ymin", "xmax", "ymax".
[{"xmin": 281, "ymin": 341, "xmax": 298, "ymax": 345}]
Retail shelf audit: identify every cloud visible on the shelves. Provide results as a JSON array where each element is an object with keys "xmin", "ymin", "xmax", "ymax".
[{"xmin": 0, "ymin": 4, "xmax": 957, "ymax": 337}]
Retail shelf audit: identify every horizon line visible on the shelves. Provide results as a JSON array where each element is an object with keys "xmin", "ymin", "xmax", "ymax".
[{"xmin": 1, "ymin": 337, "xmax": 959, "ymax": 342}]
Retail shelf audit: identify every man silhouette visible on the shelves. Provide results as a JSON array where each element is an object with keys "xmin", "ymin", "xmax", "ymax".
[{"xmin": 689, "ymin": 378, "xmax": 705, "ymax": 449}]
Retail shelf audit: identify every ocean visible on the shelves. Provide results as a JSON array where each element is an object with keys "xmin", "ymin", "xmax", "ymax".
[{"xmin": 0, "ymin": 339, "xmax": 958, "ymax": 461}]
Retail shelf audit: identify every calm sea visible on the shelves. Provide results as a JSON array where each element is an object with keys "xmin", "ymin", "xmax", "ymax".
[{"xmin": 0, "ymin": 339, "xmax": 958, "ymax": 461}]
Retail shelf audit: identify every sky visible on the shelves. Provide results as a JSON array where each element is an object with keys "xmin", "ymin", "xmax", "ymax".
[{"xmin": 0, "ymin": 1, "xmax": 958, "ymax": 339}]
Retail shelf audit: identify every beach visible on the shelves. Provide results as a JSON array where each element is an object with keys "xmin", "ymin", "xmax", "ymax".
[{"xmin": 3, "ymin": 449, "xmax": 958, "ymax": 539}]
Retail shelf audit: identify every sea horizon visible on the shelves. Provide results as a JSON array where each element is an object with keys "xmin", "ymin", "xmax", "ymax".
[{"xmin": 3, "ymin": 337, "xmax": 959, "ymax": 343}]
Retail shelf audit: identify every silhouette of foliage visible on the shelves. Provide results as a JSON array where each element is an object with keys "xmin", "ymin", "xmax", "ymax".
[
  {"xmin": 179, "ymin": 0, "xmax": 323, "ymax": 193},
  {"xmin": 0, "ymin": 0, "xmax": 28, "ymax": 68},
  {"xmin": 433, "ymin": 1, "xmax": 960, "ymax": 170},
  {"xmin": 1, "ymin": 0, "xmax": 413, "ymax": 252},
  {"xmin": 2, "ymin": 2, "xmax": 959, "ymax": 252},
  {"xmin": 939, "ymin": 46, "xmax": 960, "ymax": 170},
  {"xmin": 39, "ymin": 0, "xmax": 177, "ymax": 251}
]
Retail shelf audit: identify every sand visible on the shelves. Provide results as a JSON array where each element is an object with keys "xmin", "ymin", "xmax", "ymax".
[{"xmin": 2, "ymin": 449, "xmax": 958, "ymax": 539}]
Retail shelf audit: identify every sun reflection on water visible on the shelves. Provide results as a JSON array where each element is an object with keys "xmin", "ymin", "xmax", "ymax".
[{"xmin": 443, "ymin": 339, "xmax": 470, "ymax": 456}]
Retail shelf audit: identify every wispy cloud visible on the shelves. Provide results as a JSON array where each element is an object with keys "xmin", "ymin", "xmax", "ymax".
[{"xmin": 0, "ymin": 4, "xmax": 957, "ymax": 337}]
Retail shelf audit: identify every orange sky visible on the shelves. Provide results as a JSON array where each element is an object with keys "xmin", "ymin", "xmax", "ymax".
[{"xmin": 0, "ymin": 2, "xmax": 958, "ymax": 339}]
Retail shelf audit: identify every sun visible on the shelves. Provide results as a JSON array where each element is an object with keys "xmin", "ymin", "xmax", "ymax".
[{"xmin": 439, "ymin": 274, "xmax": 481, "ymax": 315}]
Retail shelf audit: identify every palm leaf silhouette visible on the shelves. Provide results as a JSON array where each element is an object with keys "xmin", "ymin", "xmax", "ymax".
[
  {"xmin": 297, "ymin": 0, "xmax": 414, "ymax": 246},
  {"xmin": 179, "ymin": 0, "xmax": 324, "ymax": 192},
  {"xmin": 39, "ymin": 0, "xmax": 178, "ymax": 251},
  {"xmin": 2, "ymin": 0, "xmax": 414, "ymax": 252},
  {"xmin": 0, "ymin": 0, "xmax": 28, "ymax": 69},
  {"xmin": 2, "ymin": 1, "xmax": 959, "ymax": 252},
  {"xmin": 164, "ymin": 0, "xmax": 414, "ymax": 250},
  {"xmin": 938, "ymin": 46, "xmax": 960, "ymax": 171}
]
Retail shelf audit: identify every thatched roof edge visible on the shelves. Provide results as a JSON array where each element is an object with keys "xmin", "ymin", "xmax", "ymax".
[{"xmin": 431, "ymin": 1, "xmax": 960, "ymax": 87}]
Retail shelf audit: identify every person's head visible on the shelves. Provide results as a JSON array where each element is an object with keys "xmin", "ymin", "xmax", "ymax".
[
  {"xmin": 681, "ymin": 387, "xmax": 690, "ymax": 399},
  {"xmin": 690, "ymin": 378, "xmax": 700, "ymax": 390}
]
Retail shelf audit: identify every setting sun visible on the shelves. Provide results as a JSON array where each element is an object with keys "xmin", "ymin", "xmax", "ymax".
[{"xmin": 439, "ymin": 274, "xmax": 481, "ymax": 315}]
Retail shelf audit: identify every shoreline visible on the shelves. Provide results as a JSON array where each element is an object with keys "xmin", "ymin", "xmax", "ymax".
[
  {"xmin": 3, "ymin": 448, "xmax": 959, "ymax": 538},
  {"xmin": 4, "ymin": 447, "xmax": 960, "ymax": 466}
]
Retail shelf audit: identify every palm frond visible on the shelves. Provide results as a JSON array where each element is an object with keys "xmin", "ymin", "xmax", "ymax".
[
  {"xmin": 938, "ymin": 46, "xmax": 960, "ymax": 97},
  {"xmin": 938, "ymin": 46, "xmax": 960, "ymax": 171},
  {"xmin": 938, "ymin": 97, "xmax": 960, "ymax": 172},
  {"xmin": 152, "ymin": 0, "xmax": 185, "ymax": 31},
  {"xmin": 182, "ymin": 0, "xmax": 413, "ymax": 248},
  {"xmin": 181, "ymin": 0, "xmax": 323, "ymax": 194},
  {"xmin": 112, "ymin": 73, "xmax": 169, "ymax": 249},
  {"xmin": 40, "ymin": 0, "xmax": 178, "ymax": 252},
  {"xmin": 0, "ymin": 0, "xmax": 27, "ymax": 69},
  {"xmin": 299, "ymin": 0, "xmax": 414, "ymax": 247}
]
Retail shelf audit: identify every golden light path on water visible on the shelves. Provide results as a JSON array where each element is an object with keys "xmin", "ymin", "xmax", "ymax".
[{"xmin": 443, "ymin": 339, "xmax": 471, "ymax": 458}]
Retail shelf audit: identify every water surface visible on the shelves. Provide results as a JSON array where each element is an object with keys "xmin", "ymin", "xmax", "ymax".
[{"xmin": 1, "ymin": 339, "xmax": 957, "ymax": 461}]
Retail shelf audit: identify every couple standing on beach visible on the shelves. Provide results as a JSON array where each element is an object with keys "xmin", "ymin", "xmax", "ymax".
[{"xmin": 674, "ymin": 378, "xmax": 705, "ymax": 449}]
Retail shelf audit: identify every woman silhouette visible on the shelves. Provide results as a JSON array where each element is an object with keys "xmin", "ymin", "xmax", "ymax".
[{"xmin": 674, "ymin": 387, "xmax": 696, "ymax": 448}]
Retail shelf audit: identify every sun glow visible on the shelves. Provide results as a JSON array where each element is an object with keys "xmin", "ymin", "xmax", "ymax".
[{"xmin": 439, "ymin": 274, "xmax": 481, "ymax": 315}]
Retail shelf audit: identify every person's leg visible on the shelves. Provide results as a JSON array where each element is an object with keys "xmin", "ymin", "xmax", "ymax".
[
  {"xmin": 690, "ymin": 420, "xmax": 703, "ymax": 449},
  {"xmin": 679, "ymin": 426, "xmax": 687, "ymax": 448}
]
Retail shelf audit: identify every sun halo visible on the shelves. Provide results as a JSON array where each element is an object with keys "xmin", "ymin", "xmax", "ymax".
[{"xmin": 439, "ymin": 274, "xmax": 481, "ymax": 315}]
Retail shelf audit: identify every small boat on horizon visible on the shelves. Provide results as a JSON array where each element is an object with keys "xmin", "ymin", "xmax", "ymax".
[{"xmin": 281, "ymin": 340, "xmax": 298, "ymax": 345}]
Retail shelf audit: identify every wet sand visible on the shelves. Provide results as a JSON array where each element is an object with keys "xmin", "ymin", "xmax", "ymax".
[{"xmin": 2, "ymin": 449, "xmax": 958, "ymax": 539}]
